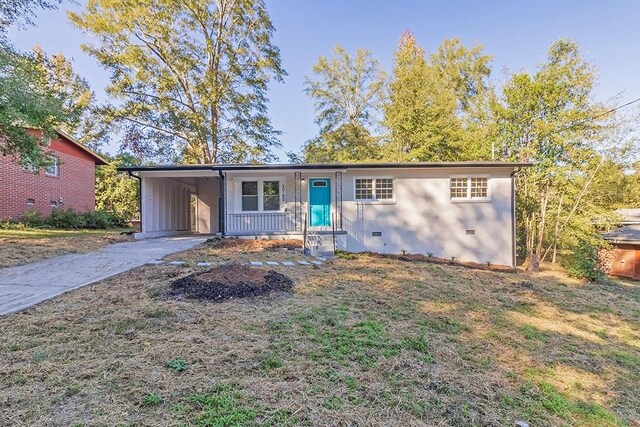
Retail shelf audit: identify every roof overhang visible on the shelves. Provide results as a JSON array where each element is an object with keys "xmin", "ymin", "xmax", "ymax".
[{"xmin": 118, "ymin": 161, "xmax": 532, "ymax": 174}]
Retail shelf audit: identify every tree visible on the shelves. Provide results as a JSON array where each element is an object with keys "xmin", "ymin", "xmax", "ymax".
[
  {"xmin": 32, "ymin": 46, "xmax": 108, "ymax": 150},
  {"xmin": 95, "ymin": 153, "xmax": 140, "ymax": 219},
  {"xmin": 69, "ymin": 0, "xmax": 286, "ymax": 164},
  {"xmin": 383, "ymin": 33, "xmax": 461, "ymax": 161},
  {"xmin": 382, "ymin": 34, "xmax": 495, "ymax": 162},
  {"xmin": 301, "ymin": 45, "xmax": 385, "ymax": 162},
  {"xmin": 0, "ymin": 0, "xmax": 69, "ymax": 167},
  {"xmin": 493, "ymin": 39, "xmax": 613, "ymax": 271}
]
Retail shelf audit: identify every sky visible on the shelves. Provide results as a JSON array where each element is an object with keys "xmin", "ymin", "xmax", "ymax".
[{"xmin": 8, "ymin": 0, "xmax": 640, "ymax": 161}]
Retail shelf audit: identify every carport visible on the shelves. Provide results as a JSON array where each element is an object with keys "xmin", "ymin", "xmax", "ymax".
[{"xmin": 125, "ymin": 166, "xmax": 221, "ymax": 239}]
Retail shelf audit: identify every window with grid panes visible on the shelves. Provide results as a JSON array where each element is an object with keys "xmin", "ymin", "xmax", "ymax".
[
  {"xmin": 470, "ymin": 177, "xmax": 488, "ymax": 198},
  {"xmin": 450, "ymin": 177, "xmax": 468, "ymax": 199},
  {"xmin": 355, "ymin": 178, "xmax": 374, "ymax": 200},
  {"xmin": 375, "ymin": 178, "xmax": 393, "ymax": 199}
]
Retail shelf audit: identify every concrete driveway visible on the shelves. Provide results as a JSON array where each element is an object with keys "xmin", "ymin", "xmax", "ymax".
[{"xmin": 0, "ymin": 235, "xmax": 207, "ymax": 316}]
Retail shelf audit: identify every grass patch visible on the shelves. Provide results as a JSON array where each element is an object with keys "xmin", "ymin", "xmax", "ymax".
[{"xmin": 167, "ymin": 359, "xmax": 188, "ymax": 373}]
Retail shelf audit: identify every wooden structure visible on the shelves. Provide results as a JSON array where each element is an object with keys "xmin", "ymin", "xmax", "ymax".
[{"xmin": 603, "ymin": 225, "xmax": 640, "ymax": 280}]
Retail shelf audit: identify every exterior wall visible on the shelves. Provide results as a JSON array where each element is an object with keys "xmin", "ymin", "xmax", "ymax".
[
  {"xmin": 223, "ymin": 167, "xmax": 515, "ymax": 266},
  {"xmin": 602, "ymin": 244, "xmax": 640, "ymax": 280},
  {"xmin": 139, "ymin": 176, "xmax": 195, "ymax": 238},
  {"xmin": 0, "ymin": 136, "xmax": 97, "ymax": 220},
  {"xmin": 195, "ymin": 177, "xmax": 220, "ymax": 234}
]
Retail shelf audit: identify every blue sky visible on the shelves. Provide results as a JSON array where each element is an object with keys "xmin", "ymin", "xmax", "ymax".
[{"xmin": 8, "ymin": 0, "xmax": 640, "ymax": 160}]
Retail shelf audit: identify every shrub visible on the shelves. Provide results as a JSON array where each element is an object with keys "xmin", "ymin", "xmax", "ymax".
[
  {"xmin": 562, "ymin": 238, "xmax": 607, "ymax": 282},
  {"xmin": 47, "ymin": 208, "xmax": 87, "ymax": 229}
]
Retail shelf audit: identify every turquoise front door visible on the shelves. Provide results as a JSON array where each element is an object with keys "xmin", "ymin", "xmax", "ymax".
[{"xmin": 309, "ymin": 178, "xmax": 331, "ymax": 227}]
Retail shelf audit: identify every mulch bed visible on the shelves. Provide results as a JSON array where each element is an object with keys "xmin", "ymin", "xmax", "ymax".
[
  {"xmin": 204, "ymin": 236, "xmax": 303, "ymax": 252},
  {"xmin": 361, "ymin": 251, "xmax": 520, "ymax": 274},
  {"xmin": 165, "ymin": 263, "xmax": 294, "ymax": 302}
]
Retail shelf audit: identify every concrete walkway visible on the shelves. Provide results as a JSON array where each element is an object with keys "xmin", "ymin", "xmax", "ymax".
[{"xmin": 0, "ymin": 236, "xmax": 207, "ymax": 316}]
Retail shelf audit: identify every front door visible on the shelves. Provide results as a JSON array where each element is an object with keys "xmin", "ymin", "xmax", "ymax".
[{"xmin": 309, "ymin": 178, "xmax": 331, "ymax": 227}]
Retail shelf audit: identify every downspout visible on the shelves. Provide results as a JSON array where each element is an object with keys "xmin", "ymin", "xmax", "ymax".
[
  {"xmin": 218, "ymin": 169, "xmax": 225, "ymax": 236},
  {"xmin": 128, "ymin": 171, "xmax": 142, "ymax": 234}
]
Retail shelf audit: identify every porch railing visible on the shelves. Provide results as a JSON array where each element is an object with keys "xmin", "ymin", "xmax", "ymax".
[{"xmin": 226, "ymin": 212, "xmax": 303, "ymax": 233}]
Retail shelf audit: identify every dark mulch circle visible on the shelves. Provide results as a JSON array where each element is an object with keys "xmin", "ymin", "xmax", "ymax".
[{"xmin": 165, "ymin": 263, "xmax": 294, "ymax": 303}]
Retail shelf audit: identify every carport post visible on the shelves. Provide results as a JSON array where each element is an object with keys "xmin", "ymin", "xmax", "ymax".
[{"xmin": 128, "ymin": 171, "xmax": 142, "ymax": 233}]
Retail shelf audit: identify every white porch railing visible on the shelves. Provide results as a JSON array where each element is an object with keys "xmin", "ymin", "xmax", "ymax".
[{"xmin": 226, "ymin": 212, "xmax": 303, "ymax": 233}]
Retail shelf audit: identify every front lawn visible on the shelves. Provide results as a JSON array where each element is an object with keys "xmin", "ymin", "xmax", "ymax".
[
  {"xmin": 1, "ymin": 239, "xmax": 638, "ymax": 426},
  {"xmin": 0, "ymin": 228, "xmax": 133, "ymax": 268}
]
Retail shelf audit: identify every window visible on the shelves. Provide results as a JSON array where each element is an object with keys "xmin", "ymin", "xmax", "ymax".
[
  {"xmin": 22, "ymin": 157, "xmax": 37, "ymax": 172},
  {"xmin": 240, "ymin": 179, "xmax": 282, "ymax": 211},
  {"xmin": 45, "ymin": 157, "xmax": 59, "ymax": 176},
  {"xmin": 241, "ymin": 181, "xmax": 259, "ymax": 211},
  {"xmin": 355, "ymin": 178, "xmax": 373, "ymax": 200},
  {"xmin": 450, "ymin": 176, "xmax": 489, "ymax": 201},
  {"xmin": 263, "ymin": 181, "xmax": 280, "ymax": 211},
  {"xmin": 27, "ymin": 198, "xmax": 35, "ymax": 205},
  {"xmin": 355, "ymin": 178, "xmax": 394, "ymax": 201}
]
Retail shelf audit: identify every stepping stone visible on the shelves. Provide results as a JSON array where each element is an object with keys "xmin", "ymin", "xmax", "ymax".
[
  {"xmin": 266, "ymin": 261, "xmax": 279, "ymax": 266},
  {"xmin": 168, "ymin": 261, "xmax": 186, "ymax": 266},
  {"xmin": 196, "ymin": 262, "xmax": 212, "ymax": 267},
  {"xmin": 250, "ymin": 261, "xmax": 264, "ymax": 266},
  {"xmin": 281, "ymin": 261, "xmax": 295, "ymax": 266},
  {"xmin": 315, "ymin": 256, "xmax": 327, "ymax": 261},
  {"xmin": 146, "ymin": 260, "xmax": 165, "ymax": 265},
  {"xmin": 311, "ymin": 261, "xmax": 323, "ymax": 265},
  {"xmin": 297, "ymin": 260, "xmax": 311, "ymax": 265}
]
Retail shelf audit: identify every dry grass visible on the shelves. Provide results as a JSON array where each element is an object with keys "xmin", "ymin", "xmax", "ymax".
[
  {"xmin": 0, "ymin": 230, "xmax": 133, "ymax": 268},
  {"xmin": 1, "ymin": 239, "xmax": 639, "ymax": 426}
]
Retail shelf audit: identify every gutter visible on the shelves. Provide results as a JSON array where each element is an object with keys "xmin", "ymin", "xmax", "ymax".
[{"xmin": 127, "ymin": 171, "xmax": 142, "ymax": 233}]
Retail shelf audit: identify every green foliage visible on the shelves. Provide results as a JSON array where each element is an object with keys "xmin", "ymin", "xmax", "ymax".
[
  {"xmin": 69, "ymin": 0, "xmax": 286, "ymax": 164},
  {"xmin": 141, "ymin": 392, "xmax": 163, "ymax": 407},
  {"xmin": 95, "ymin": 154, "xmax": 139, "ymax": 220},
  {"xmin": 561, "ymin": 238, "xmax": 607, "ymax": 282},
  {"xmin": 187, "ymin": 384, "xmax": 258, "ymax": 426},
  {"xmin": 8, "ymin": 208, "xmax": 128, "ymax": 230},
  {"xmin": 301, "ymin": 45, "xmax": 385, "ymax": 162},
  {"xmin": 0, "ymin": 47, "xmax": 66, "ymax": 167},
  {"xmin": 167, "ymin": 359, "xmax": 187, "ymax": 373},
  {"xmin": 383, "ymin": 33, "xmax": 494, "ymax": 161}
]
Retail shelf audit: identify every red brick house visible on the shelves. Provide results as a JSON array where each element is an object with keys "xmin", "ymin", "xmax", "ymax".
[{"xmin": 0, "ymin": 129, "xmax": 108, "ymax": 220}]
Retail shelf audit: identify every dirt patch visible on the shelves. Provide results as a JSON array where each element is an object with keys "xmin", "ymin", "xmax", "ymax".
[
  {"xmin": 165, "ymin": 263, "xmax": 294, "ymax": 302},
  {"xmin": 204, "ymin": 236, "xmax": 302, "ymax": 252},
  {"xmin": 0, "ymin": 232, "xmax": 132, "ymax": 268},
  {"xmin": 357, "ymin": 251, "xmax": 520, "ymax": 273}
]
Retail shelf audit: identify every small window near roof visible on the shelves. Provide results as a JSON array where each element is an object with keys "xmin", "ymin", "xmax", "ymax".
[
  {"xmin": 45, "ymin": 157, "xmax": 59, "ymax": 176},
  {"xmin": 450, "ymin": 176, "xmax": 489, "ymax": 200},
  {"xmin": 355, "ymin": 178, "xmax": 393, "ymax": 201}
]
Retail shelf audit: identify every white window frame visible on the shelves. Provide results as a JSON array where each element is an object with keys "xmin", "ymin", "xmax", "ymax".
[
  {"xmin": 450, "ymin": 175, "xmax": 491, "ymax": 202},
  {"xmin": 354, "ymin": 177, "xmax": 396, "ymax": 204},
  {"xmin": 45, "ymin": 156, "xmax": 59, "ymax": 177},
  {"xmin": 236, "ymin": 178, "xmax": 285, "ymax": 213}
]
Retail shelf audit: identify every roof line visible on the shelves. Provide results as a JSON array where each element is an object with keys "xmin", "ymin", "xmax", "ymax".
[
  {"xmin": 117, "ymin": 161, "xmax": 532, "ymax": 173},
  {"xmin": 54, "ymin": 129, "xmax": 109, "ymax": 165}
]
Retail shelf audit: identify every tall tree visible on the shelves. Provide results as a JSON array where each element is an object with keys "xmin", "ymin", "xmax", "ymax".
[
  {"xmin": 0, "ymin": 0, "xmax": 69, "ymax": 167},
  {"xmin": 301, "ymin": 45, "xmax": 385, "ymax": 162},
  {"xmin": 69, "ymin": 0, "xmax": 286, "ymax": 165},
  {"xmin": 494, "ymin": 39, "xmax": 612, "ymax": 271},
  {"xmin": 32, "ymin": 46, "xmax": 108, "ymax": 150},
  {"xmin": 383, "ymin": 33, "xmax": 461, "ymax": 161},
  {"xmin": 95, "ymin": 153, "xmax": 140, "ymax": 219}
]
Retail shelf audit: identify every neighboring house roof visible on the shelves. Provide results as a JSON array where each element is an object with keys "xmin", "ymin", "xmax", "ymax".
[
  {"xmin": 119, "ymin": 161, "xmax": 531, "ymax": 173},
  {"xmin": 603, "ymin": 224, "xmax": 640, "ymax": 245},
  {"xmin": 616, "ymin": 208, "xmax": 640, "ymax": 225},
  {"xmin": 54, "ymin": 129, "xmax": 108, "ymax": 166}
]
